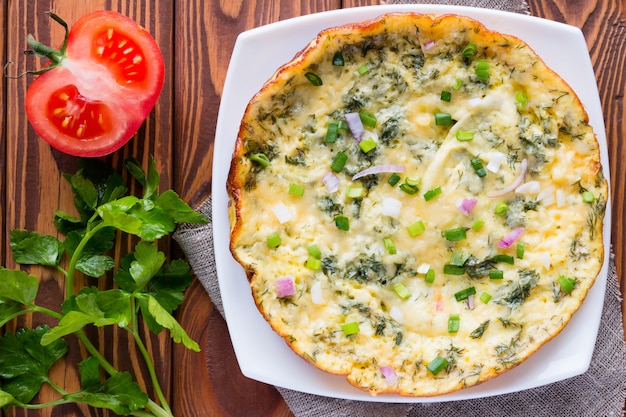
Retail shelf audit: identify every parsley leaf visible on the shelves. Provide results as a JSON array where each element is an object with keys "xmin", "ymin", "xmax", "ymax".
[
  {"xmin": 0, "ymin": 268, "xmax": 39, "ymax": 305},
  {"xmin": 70, "ymin": 357, "xmax": 149, "ymax": 415},
  {"xmin": 0, "ymin": 326, "xmax": 67, "ymax": 403},
  {"xmin": 142, "ymin": 294, "xmax": 200, "ymax": 352},
  {"xmin": 10, "ymin": 230, "xmax": 64, "ymax": 266}
]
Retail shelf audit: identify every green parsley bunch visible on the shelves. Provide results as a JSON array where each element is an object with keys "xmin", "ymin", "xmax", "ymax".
[{"xmin": 0, "ymin": 157, "xmax": 207, "ymax": 417}]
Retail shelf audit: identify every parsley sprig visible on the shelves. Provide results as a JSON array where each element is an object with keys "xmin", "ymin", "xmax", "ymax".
[{"xmin": 0, "ymin": 157, "xmax": 207, "ymax": 416}]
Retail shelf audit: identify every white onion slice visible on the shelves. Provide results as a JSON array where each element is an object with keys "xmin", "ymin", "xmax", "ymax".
[
  {"xmin": 310, "ymin": 282, "xmax": 324, "ymax": 305},
  {"xmin": 271, "ymin": 201, "xmax": 292, "ymax": 224},
  {"xmin": 276, "ymin": 276, "xmax": 295, "ymax": 298},
  {"xmin": 390, "ymin": 306, "xmax": 404, "ymax": 323},
  {"xmin": 540, "ymin": 252, "xmax": 551, "ymax": 270},
  {"xmin": 486, "ymin": 151, "xmax": 505, "ymax": 173},
  {"xmin": 381, "ymin": 197, "xmax": 403, "ymax": 218},
  {"xmin": 456, "ymin": 197, "xmax": 478, "ymax": 216},
  {"xmin": 322, "ymin": 171, "xmax": 340, "ymax": 193},
  {"xmin": 417, "ymin": 263, "xmax": 431, "ymax": 274},
  {"xmin": 497, "ymin": 227, "xmax": 524, "ymax": 249},
  {"xmin": 380, "ymin": 366, "xmax": 398, "ymax": 385},
  {"xmin": 352, "ymin": 165, "xmax": 405, "ymax": 180},
  {"xmin": 345, "ymin": 112, "xmax": 364, "ymax": 141},
  {"xmin": 487, "ymin": 158, "xmax": 528, "ymax": 198}
]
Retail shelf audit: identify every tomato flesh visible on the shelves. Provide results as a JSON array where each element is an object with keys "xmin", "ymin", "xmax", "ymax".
[
  {"xmin": 24, "ymin": 10, "xmax": 164, "ymax": 157},
  {"xmin": 92, "ymin": 28, "xmax": 148, "ymax": 87},
  {"xmin": 47, "ymin": 85, "xmax": 111, "ymax": 140}
]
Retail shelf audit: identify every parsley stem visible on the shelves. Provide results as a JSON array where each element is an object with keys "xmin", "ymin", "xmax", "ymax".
[
  {"xmin": 65, "ymin": 221, "xmax": 108, "ymax": 299},
  {"xmin": 75, "ymin": 330, "xmax": 118, "ymax": 376},
  {"xmin": 129, "ymin": 296, "xmax": 172, "ymax": 415}
]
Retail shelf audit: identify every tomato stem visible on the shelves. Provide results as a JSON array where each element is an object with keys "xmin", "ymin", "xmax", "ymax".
[{"xmin": 4, "ymin": 11, "xmax": 69, "ymax": 78}]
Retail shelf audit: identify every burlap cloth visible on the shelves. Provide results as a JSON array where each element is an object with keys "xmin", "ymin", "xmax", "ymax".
[{"xmin": 174, "ymin": 1, "xmax": 626, "ymax": 415}]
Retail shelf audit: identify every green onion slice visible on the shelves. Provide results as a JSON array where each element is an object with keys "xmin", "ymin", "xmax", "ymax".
[
  {"xmin": 346, "ymin": 186, "xmax": 364, "ymax": 198},
  {"xmin": 423, "ymin": 186, "xmax": 442, "ymax": 201},
  {"xmin": 443, "ymin": 227, "xmax": 468, "ymax": 241},
  {"xmin": 335, "ymin": 215, "xmax": 350, "ymax": 231},
  {"xmin": 480, "ymin": 292, "xmax": 492, "ymax": 304},
  {"xmin": 325, "ymin": 122, "xmax": 339, "ymax": 143},
  {"xmin": 383, "ymin": 237, "xmax": 397, "ymax": 255},
  {"xmin": 454, "ymin": 286, "xmax": 476, "ymax": 301},
  {"xmin": 456, "ymin": 130, "xmax": 475, "ymax": 141},
  {"xmin": 393, "ymin": 282, "xmax": 411, "ymax": 300},
  {"xmin": 448, "ymin": 314, "xmax": 460, "ymax": 333},
  {"xmin": 341, "ymin": 321, "xmax": 360, "ymax": 336},
  {"xmin": 493, "ymin": 254, "xmax": 514, "ymax": 265},
  {"xmin": 582, "ymin": 191, "xmax": 595, "ymax": 203},
  {"xmin": 332, "ymin": 51, "xmax": 345, "ymax": 66},
  {"xmin": 434, "ymin": 112, "xmax": 453, "ymax": 126},
  {"xmin": 250, "ymin": 153, "xmax": 270, "ymax": 168},
  {"xmin": 470, "ymin": 157, "xmax": 487, "ymax": 177},
  {"xmin": 489, "ymin": 269, "xmax": 504, "ymax": 280},
  {"xmin": 407, "ymin": 220, "xmax": 426, "ymax": 237},
  {"xmin": 266, "ymin": 233, "xmax": 281, "ymax": 248},
  {"xmin": 425, "ymin": 268, "xmax": 435, "ymax": 283},
  {"xmin": 475, "ymin": 59, "xmax": 490, "ymax": 81},
  {"xmin": 495, "ymin": 202, "xmax": 509, "ymax": 216},
  {"xmin": 307, "ymin": 244, "xmax": 322, "ymax": 259},
  {"xmin": 359, "ymin": 137, "xmax": 377, "ymax": 153},
  {"xmin": 558, "ymin": 276, "xmax": 576, "ymax": 293},
  {"xmin": 359, "ymin": 111, "xmax": 377, "ymax": 128},
  {"xmin": 427, "ymin": 356, "xmax": 449, "ymax": 375},
  {"xmin": 440, "ymin": 90, "xmax": 452, "ymax": 102},
  {"xmin": 305, "ymin": 71, "xmax": 323, "ymax": 86},
  {"xmin": 516, "ymin": 242, "xmax": 526, "ymax": 259},
  {"xmin": 443, "ymin": 264, "xmax": 465, "ymax": 275},
  {"xmin": 450, "ymin": 252, "xmax": 470, "ymax": 267},
  {"xmin": 357, "ymin": 64, "xmax": 370, "ymax": 75},
  {"xmin": 515, "ymin": 90, "xmax": 528, "ymax": 108},
  {"xmin": 461, "ymin": 43, "xmax": 477, "ymax": 57},
  {"xmin": 330, "ymin": 151, "xmax": 348, "ymax": 172},
  {"xmin": 388, "ymin": 173, "xmax": 401, "ymax": 186},
  {"xmin": 306, "ymin": 257, "xmax": 322, "ymax": 270},
  {"xmin": 288, "ymin": 183, "xmax": 305, "ymax": 196},
  {"xmin": 471, "ymin": 220, "xmax": 485, "ymax": 231}
]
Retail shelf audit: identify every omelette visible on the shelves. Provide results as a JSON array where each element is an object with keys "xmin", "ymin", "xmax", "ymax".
[{"xmin": 226, "ymin": 12, "xmax": 607, "ymax": 396}]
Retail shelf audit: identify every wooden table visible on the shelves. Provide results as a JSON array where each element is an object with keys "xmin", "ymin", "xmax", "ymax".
[{"xmin": 1, "ymin": 1, "xmax": 624, "ymax": 416}]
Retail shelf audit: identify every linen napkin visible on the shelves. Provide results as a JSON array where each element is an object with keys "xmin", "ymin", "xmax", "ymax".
[{"xmin": 174, "ymin": 1, "xmax": 626, "ymax": 415}]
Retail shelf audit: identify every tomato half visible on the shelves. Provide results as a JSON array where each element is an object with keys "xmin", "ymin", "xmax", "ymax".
[{"xmin": 25, "ymin": 11, "xmax": 164, "ymax": 157}]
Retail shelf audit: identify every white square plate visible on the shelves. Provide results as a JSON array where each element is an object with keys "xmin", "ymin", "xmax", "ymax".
[{"xmin": 212, "ymin": 4, "xmax": 611, "ymax": 402}]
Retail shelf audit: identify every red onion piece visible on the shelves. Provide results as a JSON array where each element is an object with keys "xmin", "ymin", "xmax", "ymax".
[
  {"xmin": 380, "ymin": 366, "xmax": 398, "ymax": 385},
  {"xmin": 352, "ymin": 165, "xmax": 406, "ymax": 180},
  {"xmin": 322, "ymin": 171, "xmax": 340, "ymax": 193},
  {"xmin": 345, "ymin": 112, "xmax": 364, "ymax": 142},
  {"xmin": 456, "ymin": 197, "xmax": 478, "ymax": 216},
  {"xmin": 276, "ymin": 276, "xmax": 295, "ymax": 298},
  {"xmin": 487, "ymin": 158, "xmax": 528, "ymax": 198},
  {"xmin": 466, "ymin": 294, "xmax": 475, "ymax": 310},
  {"xmin": 497, "ymin": 227, "xmax": 524, "ymax": 249}
]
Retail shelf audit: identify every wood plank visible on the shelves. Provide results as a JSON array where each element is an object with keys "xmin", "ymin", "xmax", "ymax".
[{"xmin": 3, "ymin": 1, "xmax": 174, "ymax": 415}]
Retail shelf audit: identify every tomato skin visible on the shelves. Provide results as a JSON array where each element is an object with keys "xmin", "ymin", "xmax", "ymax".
[{"xmin": 25, "ymin": 10, "xmax": 164, "ymax": 157}]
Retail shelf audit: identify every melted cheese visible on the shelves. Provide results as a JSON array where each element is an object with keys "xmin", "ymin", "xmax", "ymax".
[{"xmin": 228, "ymin": 13, "xmax": 607, "ymax": 396}]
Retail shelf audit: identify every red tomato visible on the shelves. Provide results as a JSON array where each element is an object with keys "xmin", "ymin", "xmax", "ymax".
[{"xmin": 25, "ymin": 11, "xmax": 164, "ymax": 157}]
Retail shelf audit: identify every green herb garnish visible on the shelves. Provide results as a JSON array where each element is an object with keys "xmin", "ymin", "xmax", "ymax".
[{"xmin": 0, "ymin": 157, "xmax": 207, "ymax": 416}]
